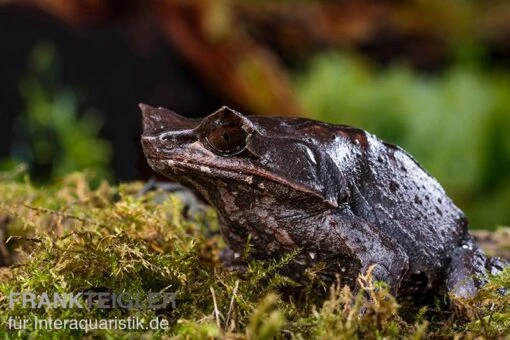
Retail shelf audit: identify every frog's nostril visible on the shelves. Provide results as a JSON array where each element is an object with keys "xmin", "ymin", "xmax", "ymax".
[{"xmin": 140, "ymin": 136, "xmax": 158, "ymax": 156}]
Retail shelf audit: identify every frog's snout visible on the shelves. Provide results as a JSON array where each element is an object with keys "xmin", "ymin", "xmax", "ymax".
[
  {"xmin": 139, "ymin": 103, "xmax": 198, "ymax": 137},
  {"xmin": 140, "ymin": 103, "xmax": 200, "ymax": 160}
]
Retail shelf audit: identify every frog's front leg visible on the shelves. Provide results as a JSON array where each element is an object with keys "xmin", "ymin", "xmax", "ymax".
[
  {"xmin": 446, "ymin": 238, "xmax": 508, "ymax": 298},
  {"xmin": 325, "ymin": 209, "xmax": 410, "ymax": 295}
]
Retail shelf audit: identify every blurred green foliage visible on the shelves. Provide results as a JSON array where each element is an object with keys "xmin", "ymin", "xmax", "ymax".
[
  {"xmin": 295, "ymin": 53, "xmax": 510, "ymax": 229},
  {"xmin": 3, "ymin": 42, "xmax": 112, "ymax": 183}
]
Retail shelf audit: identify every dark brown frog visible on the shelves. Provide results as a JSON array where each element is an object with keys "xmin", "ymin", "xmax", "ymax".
[{"xmin": 140, "ymin": 104, "xmax": 507, "ymax": 299}]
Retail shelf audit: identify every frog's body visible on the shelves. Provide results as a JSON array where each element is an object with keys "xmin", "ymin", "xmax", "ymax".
[{"xmin": 140, "ymin": 104, "xmax": 507, "ymax": 299}]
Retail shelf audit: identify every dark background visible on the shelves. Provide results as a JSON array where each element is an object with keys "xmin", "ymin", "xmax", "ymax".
[{"xmin": 0, "ymin": 6, "xmax": 222, "ymax": 181}]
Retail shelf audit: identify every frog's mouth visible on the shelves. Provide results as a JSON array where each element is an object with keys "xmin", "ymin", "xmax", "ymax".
[{"xmin": 146, "ymin": 156, "xmax": 338, "ymax": 208}]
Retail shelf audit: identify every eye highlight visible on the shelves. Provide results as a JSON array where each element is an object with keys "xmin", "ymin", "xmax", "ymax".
[{"xmin": 205, "ymin": 124, "xmax": 249, "ymax": 155}]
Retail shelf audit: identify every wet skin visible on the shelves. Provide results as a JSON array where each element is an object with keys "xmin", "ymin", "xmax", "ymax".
[{"xmin": 140, "ymin": 104, "xmax": 507, "ymax": 299}]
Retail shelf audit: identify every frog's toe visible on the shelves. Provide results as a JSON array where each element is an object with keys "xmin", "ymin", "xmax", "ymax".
[
  {"xmin": 446, "ymin": 243, "xmax": 488, "ymax": 298},
  {"xmin": 487, "ymin": 256, "xmax": 508, "ymax": 275},
  {"xmin": 220, "ymin": 247, "xmax": 248, "ymax": 274}
]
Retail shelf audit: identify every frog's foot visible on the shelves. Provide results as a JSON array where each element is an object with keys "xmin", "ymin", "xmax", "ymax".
[
  {"xmin": 486, "ymin": 256, "xmax": 508, "ymax": 275},
  {"xmin": 446, "ymin": 238, "xmax": 509, "ymax": 299},
  {"xmin": 220, "ymin": 247, "xmax": 248, "ymax": 274},
  {"xmin": 446, "ymin": 245, "xmax": 485, "ymax": 298},
  {"xmin": 486, "ymin": 256, "xmax": 509, "ymax": 295}
]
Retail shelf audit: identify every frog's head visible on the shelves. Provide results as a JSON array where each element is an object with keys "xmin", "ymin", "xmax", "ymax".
[{"xmin": 140, "ymin": 104, "xmax": 348, "ymax": 212}]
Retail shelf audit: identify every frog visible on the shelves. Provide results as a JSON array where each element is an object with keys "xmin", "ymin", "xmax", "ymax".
[{"xmin": 140, "ymin": 103, "xmax": 507, "ymax": 300}]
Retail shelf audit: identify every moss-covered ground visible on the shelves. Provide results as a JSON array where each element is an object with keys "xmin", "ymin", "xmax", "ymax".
[{"xmin": 0, "ymin": 172, "xmax": 508, "ymax": 339}]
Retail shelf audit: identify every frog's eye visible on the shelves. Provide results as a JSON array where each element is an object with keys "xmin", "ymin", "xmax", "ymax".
[{"xmin": 205, "ymin": 124, "xmax": 248, "ymax": 156}]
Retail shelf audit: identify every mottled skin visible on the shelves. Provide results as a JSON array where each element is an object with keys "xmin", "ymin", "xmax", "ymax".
[{"xmin": 140, "ymin": 104, "xmax": 507, "ymax": 299}]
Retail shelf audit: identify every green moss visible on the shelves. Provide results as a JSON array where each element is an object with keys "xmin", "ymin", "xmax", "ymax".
[{"xmin": 0, "ymin": 170, "xmax": 508, "ymax": 339}]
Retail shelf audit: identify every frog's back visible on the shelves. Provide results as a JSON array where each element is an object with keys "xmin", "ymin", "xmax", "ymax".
[
  {"xmin": 350, "ymin": 131, "xmax": 468, "ymax": 286},
  {"xmin": 250, "ymin": 115, "xmax": 468, "ymax": 281}
]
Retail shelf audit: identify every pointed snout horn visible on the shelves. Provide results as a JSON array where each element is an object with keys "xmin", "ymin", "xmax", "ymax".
[{"xmin": 139, "ymin": 103, "xmax": 198, "ymax": 136}]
